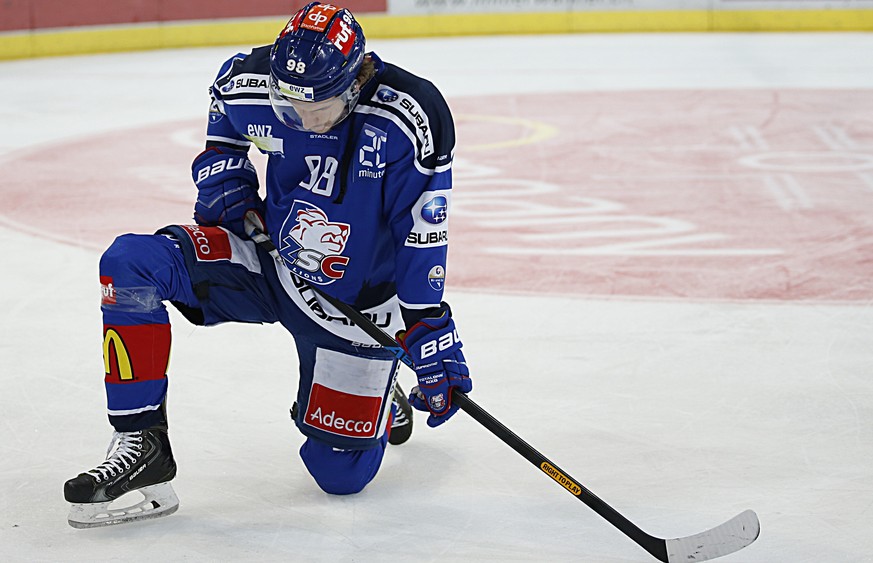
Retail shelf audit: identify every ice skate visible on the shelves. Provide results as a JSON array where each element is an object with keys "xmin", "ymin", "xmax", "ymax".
[
  {"xmin": 388, "ymin": 382, "xmax": 413, "ymax": 445},
  {"xmin": 64, "ymin": 426, "xmax": 178, "ymax": 528}
]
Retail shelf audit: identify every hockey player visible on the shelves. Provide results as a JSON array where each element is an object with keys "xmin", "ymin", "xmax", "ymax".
[{"xmin": 63, "ymin": 2, "xmax": 472, "ymax": 528}]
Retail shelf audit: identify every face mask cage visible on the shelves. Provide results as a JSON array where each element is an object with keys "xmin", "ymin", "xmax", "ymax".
[{"xmin": 269, "ymin": 76, "xmax": 361, "ymax": 133}]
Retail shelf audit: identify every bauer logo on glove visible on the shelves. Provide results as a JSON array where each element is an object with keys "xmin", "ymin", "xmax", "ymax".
[
  {"xmin": 419, "ymin": 329, "xmax": 460, "ymax": 359},
  {"xmin": 192, "ymin": 147, "xmax": 265, "ymax": 238}
]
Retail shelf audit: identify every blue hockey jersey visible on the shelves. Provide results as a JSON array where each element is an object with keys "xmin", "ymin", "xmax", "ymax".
[{"xmin": 204, "ymin": 47, "xmax": 454, "ymax": 328}]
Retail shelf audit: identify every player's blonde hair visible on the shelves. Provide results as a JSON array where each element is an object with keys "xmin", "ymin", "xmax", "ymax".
[{"xmin": 355, "ymin": 55, "xmax": 376, "ymax": 90}]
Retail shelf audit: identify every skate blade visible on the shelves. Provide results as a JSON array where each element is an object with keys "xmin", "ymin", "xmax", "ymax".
[{"xmin": 68, "ymin": 482, "xmax": 179, "ymax": 529}]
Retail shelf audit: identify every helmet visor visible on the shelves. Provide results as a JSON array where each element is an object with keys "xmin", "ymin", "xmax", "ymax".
[{"xmin": 270, "ymin": 76, "xmax": 359, "ymax": 133}]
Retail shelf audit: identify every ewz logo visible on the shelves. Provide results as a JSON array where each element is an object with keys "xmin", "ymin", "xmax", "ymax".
[{"xmin": 279, "ymin": 201, "xmax": 351, "ymax": 285}]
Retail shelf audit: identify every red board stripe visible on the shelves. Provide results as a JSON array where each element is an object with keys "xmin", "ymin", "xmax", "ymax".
[{"xmin": 0, "ymin": 1, "xmax": 387, "ymax": 33}]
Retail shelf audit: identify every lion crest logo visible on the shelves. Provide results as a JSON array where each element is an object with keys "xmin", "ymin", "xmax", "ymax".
[{"xmin": 279, "ymin": 201, "xmax": 351, "ymax": 285}]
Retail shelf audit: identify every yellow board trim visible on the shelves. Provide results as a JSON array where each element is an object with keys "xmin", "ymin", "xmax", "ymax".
[{"xmin": 2, "ymin": 10, "xmax": 873, "ymax": 60}]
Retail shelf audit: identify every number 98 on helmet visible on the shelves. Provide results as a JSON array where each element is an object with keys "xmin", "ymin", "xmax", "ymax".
[{"xmin": 269, "ymin": 3, "xmax": 367, "ymax": 133}]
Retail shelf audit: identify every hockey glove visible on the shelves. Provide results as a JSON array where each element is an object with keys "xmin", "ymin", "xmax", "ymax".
[
  {"xmin": 192, "ymin": 147, "xmax": 264, "ymax": 238},
  {"xmin": 397, "ymin": 303, "xmax": 471, "ymax": 428}
]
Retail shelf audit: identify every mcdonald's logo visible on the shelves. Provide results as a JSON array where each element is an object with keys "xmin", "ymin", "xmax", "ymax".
[{"xmin": 103, "ymin": 328, "xmax": 133, "ymax": 381}]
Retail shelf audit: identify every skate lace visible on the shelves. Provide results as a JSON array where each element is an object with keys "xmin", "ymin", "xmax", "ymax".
[
  {"xmin": 86, "ymin": 431, "xmax": 144, "ymax": 483},
  {"xmin": 391, "ymin": 399, "xmax": 409, "ymax": 427}
]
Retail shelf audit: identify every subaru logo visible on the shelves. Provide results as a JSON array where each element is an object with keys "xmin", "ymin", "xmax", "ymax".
[
  {"xmin": 377, "ymin": 88, "xmax": 398, "ymax": 103},
  {"xmin": 421, "ymin": 196, "xmax": 447, "ymax": 225}
]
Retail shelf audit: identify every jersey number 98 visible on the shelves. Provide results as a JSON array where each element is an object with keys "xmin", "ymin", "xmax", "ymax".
[{"xmin": 286, "ymin": 59, "xmax": 307, "ymax": 73}]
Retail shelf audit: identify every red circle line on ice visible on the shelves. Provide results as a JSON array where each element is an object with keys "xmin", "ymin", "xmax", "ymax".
[{"xmin": 2, "ymin": 89, "xmax": 872, "ymax": 302}]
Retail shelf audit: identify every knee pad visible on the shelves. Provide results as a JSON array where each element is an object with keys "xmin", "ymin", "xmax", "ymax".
[
  {"xmin": 300, "ymin": 435, "xmax": 388, "ymax": 495},
  {"xmin": 100, "ymin": 234, "xmax": 196, "ymax": 316},
  {"xmin": 101, "ymin": 234, "xmax": 171, "ymax": 282}
]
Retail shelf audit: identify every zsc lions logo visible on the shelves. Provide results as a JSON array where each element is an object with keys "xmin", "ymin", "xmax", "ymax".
[
  {"xmin": 429, "ymin": 393, "xmax": 446, "ymax": 412},
  {"xmin": 421, "ymin": 195, "xmax": 448, "ymax": 225},
  {"xmin": 278, "ymin": 201, "xmax": 351, "ymax": 285}
]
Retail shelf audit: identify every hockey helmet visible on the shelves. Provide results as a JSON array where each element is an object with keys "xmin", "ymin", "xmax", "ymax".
[{"xmin": 269, "ymin": 3, "xmax": 366, "ymax": 133}]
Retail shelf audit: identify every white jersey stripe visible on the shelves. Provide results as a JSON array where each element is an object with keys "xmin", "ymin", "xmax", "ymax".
[
  {"xmin": 107, "ymin": 404, "xmax": 162, "ymax": 416},
  {"xmin": 206, "ymin": 135, "xmax": 251, "ymax": 147},
  {"xmin": 222, "ymin": 98, "xmax": 272, "ymax": 106},
  {"xmin": 398, "ymin": 299, "xmax": 441, "ymax": 309}
]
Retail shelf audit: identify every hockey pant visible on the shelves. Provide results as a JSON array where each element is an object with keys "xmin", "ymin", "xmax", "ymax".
[{"xmin": 99, "ymin": 225, "xmax": 400, "ymax": 495}]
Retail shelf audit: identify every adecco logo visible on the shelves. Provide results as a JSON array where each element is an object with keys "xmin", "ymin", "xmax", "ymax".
[
  {"xmin": 304, "ymin": 382, "xmax": 383, "ymax": 438},
  {"xmin": 180, "ymin": 225, "xmax": 233, "ymax": 262},
  {"xmin": 308, "ymin": 407, "xmax": 374, "ymax": 436}
]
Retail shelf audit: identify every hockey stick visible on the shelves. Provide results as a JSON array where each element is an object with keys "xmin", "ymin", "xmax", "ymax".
[{"xmin": 245, "ymin": 221, "xmax": 760, "ymax": 562}]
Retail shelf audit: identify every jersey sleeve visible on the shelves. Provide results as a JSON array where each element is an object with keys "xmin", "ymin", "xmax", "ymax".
[
  {"xmin": 379, "ymin": 80, "xmax": 456, "ymax": 326},
  {"xmin": 204, "ymin": 52, "xmax": 253, "ymax": 151}
]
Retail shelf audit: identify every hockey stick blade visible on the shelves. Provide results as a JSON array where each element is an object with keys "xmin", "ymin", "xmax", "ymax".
[
  {"xmin": 245, "ymin": 223, "xmax": 760, "ymax": 561},
  {"xmin": 665, "ymin": 509, "xmax": 760, "ymax": 562}
]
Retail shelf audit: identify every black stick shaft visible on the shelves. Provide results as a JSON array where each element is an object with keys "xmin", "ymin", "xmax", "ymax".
[{"xmin": 449, "ymin": 389, "xmax": 667, "ymax": 561}]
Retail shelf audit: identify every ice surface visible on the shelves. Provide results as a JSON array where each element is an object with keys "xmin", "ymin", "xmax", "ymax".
[{"xmin": 1, "ymin": 33, "xmax": 872, "ymax": 562}]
